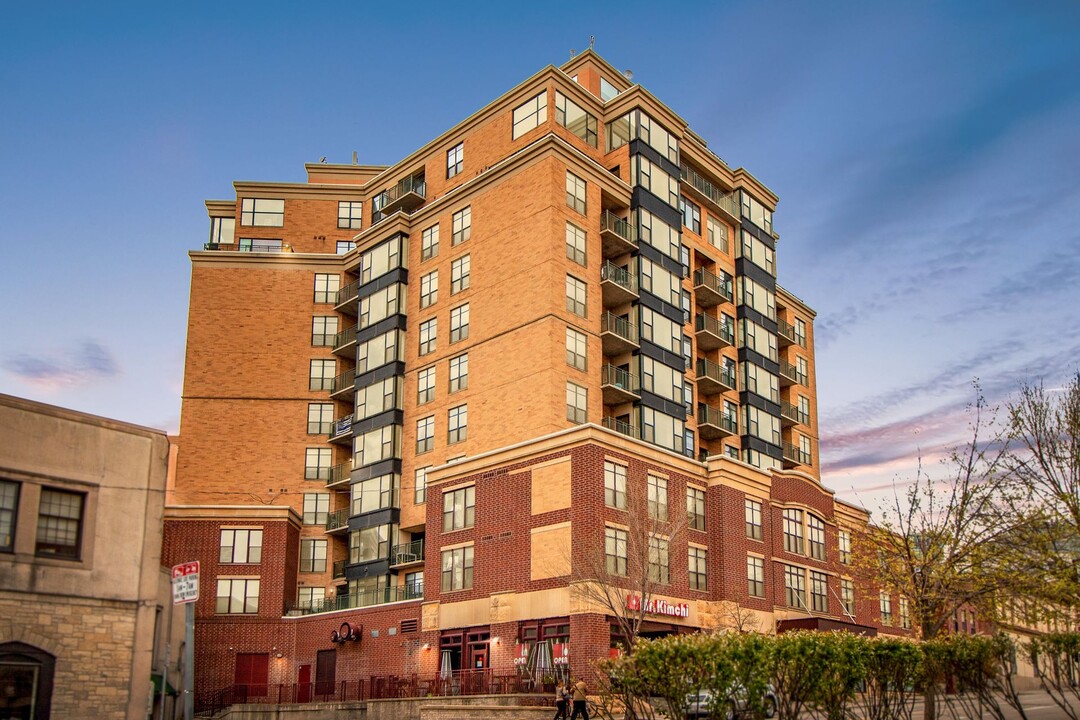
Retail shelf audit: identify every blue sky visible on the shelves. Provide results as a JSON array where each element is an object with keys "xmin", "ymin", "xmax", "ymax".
[{"xmin": 2, "ymin": 1, "xmax": 1078, "ymax": 510}]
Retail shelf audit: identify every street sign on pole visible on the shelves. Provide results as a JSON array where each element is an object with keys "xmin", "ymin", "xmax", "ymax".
[{"xmin": 172, "ymin": 561, "xmax": 200, "ymax": 604}]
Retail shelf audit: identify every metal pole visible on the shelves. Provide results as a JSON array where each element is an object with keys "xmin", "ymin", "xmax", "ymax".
[
  {"xmin": 158, "ymin": 598, "xmax": 173, "ymax": 720},
  {"xmin": 183, "ymin": 602, "xmax": 194, "ymax": 720}
]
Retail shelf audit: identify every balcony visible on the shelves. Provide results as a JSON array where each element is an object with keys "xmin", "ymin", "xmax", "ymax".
[
  {"xmin": 781, "ymin": 401, "xmax": 809, "ymax": 427},
  {"xmin": 698, "ymin": 403, "xmax": 737, "ymax": 440},
  {"xmin": 330, "ymin": 369, "xmax": 356, "ymax": 400},
  {"xmin": 600, "ymin": 211, "xmax": 637, "ymax": 258},
  {"xmin": 332, "ymin": 559, "xmax": 346, "ymax": 580},
  {"xmin": 390, "ymin": 539, "xmax": 425, "ymax": 569},
  {"xmin": 601, "ymin": 312, "xmax": 638, "ymax": 355},
  {"xmin": 693, "ymin": 268, "xmax": 734, "ymax": 307},
  {"xmin": 696, "ymin": 358, "xmax": 736, "ymax": 395},
  {"xmin": 695, "ymin": 314, "xmax": 734, "ymax": 351},
  {"xmin": 286, "ymin": 583, "xmax": 424, "ymax": 616},
  {"xmin": 328, "ymin": 414, "xmax": 354, "ymax": 445},
  {"xmin": 600, "ymin": 261, "xmax": 638, "ymax": 307},
  {"xmin": 602, "ymin": 416, "xmax": 641, "ymax": 440},
  {"xmin": 601, "ymin": 364, "xmax": 640, "ymax": 405},
  {"xmin": 783, "ymin": 442, "xmax": 812, "ymax": 468},
  {"xmin": 335, "ymin": 281, "xmax": 359, "ymax": 316},
  {"xmin": 380, "ymin": 174, "xmax": 426, "ymax": 216},
  {"xmin": 777, "ymin": 319, "xmax": 797, "ymax": 346},
  {"xmin": 332, "ymin": 326, "xmax": 357, "ymax": 358},
  {"xmin": 326, "ymin": 508, "xmax": 349, "ymax": 534},
  {"xmin": 326, "ymin": 461, "xmax": 352, "ymax": 489},
  {"xmin": 679, "ymin": 164, "xmax": 739, "ymax": 224},
  {"xmin": 779, "ymin": 361, "xmax": 807, "ymax": 387}
]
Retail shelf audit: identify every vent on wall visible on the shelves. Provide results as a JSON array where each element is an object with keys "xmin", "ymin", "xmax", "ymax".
[{"xmin": 401, "ymin": 619, "xmax": 419, "ymax": 634}]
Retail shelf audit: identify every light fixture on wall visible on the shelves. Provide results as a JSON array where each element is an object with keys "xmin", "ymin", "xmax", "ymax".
[
  {"xmin": 421, "ymin": 643, "xmax": 431, "ymax": 652},
  {"xmin": 491, "ymin": 636, "xmax": 501, "ymax": 647}
]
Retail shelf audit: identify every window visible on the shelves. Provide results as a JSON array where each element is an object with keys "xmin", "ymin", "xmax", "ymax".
[
  {"xmin": 512, "ymin": 92, "xmax": 547, "ymax": 139},
  {"xmin": 687, "ymin": 486, "xmax": 706, "ymax": 531},
  {"xmin": 309, "ymin": 359, "xmax": 335, "ymax": 391},
  {"xmin": 418, "ymin": 367, "xmax": 435, "ymax": 405},
  {"xmin": 633, "ymin": 155, "xmax": 678, "ymax": 207},
  {"xmin": 784, "ymin": 565, "xmax": 806, "ymax": 609},
  {"xmin": 448, "ymin": 404, "xmax": 467, "ymax": 444},
  {"xmin": 350, "ymin": 525, "xmax": 392, "ymax": 564},
  {"xmin": 450, "ymin": 304, "xmax": 470, "ymax": 342},
  {"xmin": 737, "ymin": 275, "xmax": 776, "ymax": 321},
  {"xmin": 880, "ymin": 592, "xmax": 893, "ymax": 625},
  {"xmin": 794, "ymin": 317, "xmax": 807, "ymax": 347},
  {"xmin": 307, "ymin": 403, "xmax": 334, "ymax": 435},
  {"xmin": 783, "ymin": 509, "xmax": 804, "ymax": 554},
  {"xmin": 899, "ymin": 597, "xmax": 911, "ymax": 629},
  {"xmin": 738, "ymin": 229, "xmax": 776, "ymax": 275},
  {"xmin": 808, "ymin": 514, "xmax": 826, "ymax": 561},
  {"xmin": 647, "ymin": 475, "xmax": 668, "ymax": 522},
  {"xmin": 35, "ymin": 488, "xmax": 84, "ymax": 559},
  {"xmin": 441, "ymin": 545, "xmax": 474, "ymax": 591},
  {"xmin": 452, "ymin": 206, "xmax": 471, "ymax": 245},
  {"xmin": 417, "ymin": 416, "xmax": 435, "ymax": 454},
  {"xmin": 338, "ymin": 201, "xmax": 363, "ymax": 230},
  {"xmin": 359, "ymin": 236, "xmax": 404, "ymax": 283},
  {"xmin": 306, "ymin": 446, "xmax": 330, "ymax": 481},
  {"xmin": 0, "ymin": 481, "xmax": 18, "ymax": 551},
  {"xmin": 451, "ymin": 255, "xmax": 470, "ymax": 294},
  {"xmin": 313, "ymin": 274, "xmax": 340, "ymax": 304},
  {"xmin": 220, "ymin": 529, "xmax": 263, "ymax": 564},
  {"xmin": 839, "ymin": 530, "xmax": 852, "ymax": 565},
  {"xmin": 680, "ymin": 197, "xmax": 701, "ymax": 234},
  {"xmin": 216, "ymin": 578, "xmax": 260, "ymax": 614},
  {"xmin": 740, "ymin": 191, "xmax": 773, "ymax": 234},
  {"xmin": 351, "ymin": 473, "xmax": 399, "ymax": 515},
  {"xmin": 241, "ymin": 198, "xmax": 284, "ymax": 227},
  {"xmin": 796, "ymin": 356, "xmax": 809, "ymax": 385},
  {"xmin": 565, "ymin": 275, "xmax": 586, "ymax": 317},
  {"xmin": 555, "ymin": 91, "xmax": 598, "ymax": 146},
  {"xmin": 300, "ymin": 539, "xmax": 327, "ymax": 572},
  {"xmin": 604, "ymin": 462, "xmax": 627, "ymax": 509},
  {"xmin": 419, "ymin": 319, "xmax": 437, "ymax": 356},
  {"xmin": 689, "ymin": 546, "xmax": 707, "ymax": 591},
  {"xmin": 447, "ymin": 142, "xmax": 463, "ymax": 178},
  {"xmin": 810, "ymin": 571, "xmax": 829, "ymax": 612},
  {"xmin": 841, "ymin": 579, "xmax": 855, "ymax": 616},
  {"xmin": 311, "ymin": 316, "xmax": 338, "ymax": 347},
  {"xmin": 747, "ymin": 556, "xmax": 765, "ymax": 598},
  {"xmin": 209, "ymin": 216, "xmax": 235, "ymax": 246},
  {"xmin": 420, "ymin": 270, "xmax": 438, "ymax": 308},
  {"xmin": 637, "ymin": 112, "xmax": 679, "ymax": 164},
  {"xmin": 298, "ymin": 587, "xmax": 325, "ymax": 609},
  {"xmin": 566, "ymin": 172, "xmax": 587, "ymax": 214},
  {"xmin": 355, "ymin": 376, "xmax": 401, "ymax": 420},
  {"xmin": 352, "ymin": 425, "xmax": 400, "ymax": 467},
  {"xmin": 801, "ymin": 435, "xmax": 813, "ymax": 465},
  {"xmin": 745, "ymin": 499, "xmax": 763, "ymax": 540},
  {"xmin": 600, "ymin": 77, "xmax": 619, "ymax": 101},
  {"xmin": 648, "ymin": 535, "xmax": 669, "ymax": 584},
  {"xmin": 302, "ymin": 493, "xmax": 329, "ymax": 525},
  {"xmin": 565, "ymin": 327, "xmax": 587, "ymax": 370},
  {"xmin": 565, "ymin": 222, "xmax": 587, "ymax": 266},
  {"xmin": 358, "ymin": 330, "xmax": 403, "ymax": 373},
  {"xmin": 566, "ymin": 382, "xmax": 587, "ymax": 423},
  {"xmin": 641, "ymin": 406, "xmax": 686, "ymax": 455},
  {"xmin": 449, "ymin": 354, "xmax": 468, "ymax": 392},
  {"xmin": 605, "ymin": 527, "xmax": 627, "ymax": 575},
  {"xmin": 337, "ymin": 240, "xmax": 356, "ymax": 254},
  {"xmin": 707, "ymin": 217, "xmax": 729, "ymax": 253},
  {"xmin": 422, "ymin": 224, "xmax": 439, "ymax": 261},
  {"xmin": 415, "ymin": 467, "xmax": 429, "ymax": 505},
  {"xmin": 443, "ymin": 486, "xmax": 475, "ymax": 532}
]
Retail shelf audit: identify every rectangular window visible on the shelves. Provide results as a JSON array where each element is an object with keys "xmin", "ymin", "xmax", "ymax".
[
  {"xmin": 241, "ymin": 198, "xmax": 284, "ymax": 227},
  {"xmin": 707, "ymin": 217, "xmax": 729, "ymax": 253},
  {"xmin": 447, "ymin": 142, "xmax": 463, "ymax": 178},
  {"xmin": 633, "ymin": 155, "xmax": 679, "ymax": 207},
  {"xmin": 357, "ymin": 329, "xmax": 403, "ymax": 374},
  {"xmin": 784, "ymin": 565, "xmax": 806, "ymax": 609},
  {"xmin": 738, "ymin": 229, "xmax": 776, "ymax": 276},
  {"xmin": 448, "ymin": 404, "xmax": 468, "ymax": 444},
  {"xmin": 680, "ymin": 196, "xmax": 701, "ymax": 234},
  {"xmin": 351, "ymin": 473, "xmax": 399, "ymax": 515},
  {"xmin": 841, "ymin": 579, "xmax": 855, "ymax": 616},
  {"xmin": 420, "ymin": 270, "xmax": 438, "ymax": 308},
  {"xmin": 603, "ymin": 462, "xmax": 627, "ymax": 510},
  {"xmin": 838, "ymin": 530, "xmax": 851, "ymax": 565},
  {"xmin": 566, "ymin": 275, "xmax": 586, "ymax": 317},
  {"xmin": 442, "ymin": 485, "xmax": 475, "ymax": 532},
  {"xmin": 783, "ymin": 509, "xmax": 804, "ymax": 555},
  {"xmin": 880, "ymin": 592, "xmax": 893, "ymax": 625},
  {"xmin": 220, "ymin": 528, "xmax": 263, "ymax": 564},
  {"xmin": 297, "ymin": 587, "xmax": 325, "ymax": 609},
  {"xmin": 512, "ymin": 92, "xmax": 548, "ymax": 139},
  {"xmin": 349, "ymin": 525, "xmax": 392, "ymax": 564},
  {"xmin": 747, "ymin": 556, "xmax": 765, "ymax": 598},
  {"xmin": 600, "ymin": 77, "xmax": 619, "ymax": 101},
  {"xmin": 745, "ymin": 499, "xmax": 763, "ymax": 540},
  {"xmin": 415, "ymin": 467, "xmax": 429, "ymax": 505},
  {"xmin": 808, "ymin": 514, "xmax": 826, "ymax": 561},
  {"xmin": 740, "ymin": 191, "xmax": 773, "ymax": 235},
  {"xmin": 352, "ymin": 425, "xmax": 401, "ymax": 468},
  {"xmin": 565, "ymin": 327, "xmax": 587, "ymax": 371},
  {"xmin": 358, "ymin": 236, "xmax": 404, "ymax": 284},
  {"xmin": 737, "ymin": 275, "xmax": 776, "ymax": 321},
  {"xmin": 302, "ymin": 493, "xmax": 329, "ymax": 525},
  {"xmin": 566, "ymin": 172, "xmax": 587, "ymax": 215},
  {"xmin": 1, "ymin": 481, "xmax": 19, "ymax": 552},
  {"xmin": 566, "ymin": 382, "xmax": 587, "ymax": 423},
  {"xmin": 418, "ymin": 367, "xmax": 435, "ymax": 405},
  {"xmin": 637, "ymin": 207, "xmax": 680, "ymax": 262},
  {"xmin": 309, "ymin": 359, "xmax": 335, "ymax": 391},
  {"xmin": 640, "ymin": 306, "xmax": 681, "ymax": 354},
  {"xmin": 640, "ymin": 406, "xmax": 686, "ymax": 455},
  {"xmin": 313, "ymin": 274, "xmax": 340, "ymax": 304},
  {"xmin": 452, "ymin": 206, "xmax": 471, "ymax": 245},
  {"xmin": 795, "ymin": 318, "xmax": 807, "ymax": 347},
  {"xmin": 648, "ymin": 535, "xmax": 669, "ymax": 584},
  {"xmin": 358, "ymin": 284, "xmax": 405, "ymax": 331},
  {"xmin": 209, "ymin": 216, "xmax": 235, "ymax": 246},
  {"xmin": 422, "ymin": 224, "xmax": 439, "ymax": 262},
  {"xmin": 338, "ymin": 201, "xmax": 363, "ymax": 230},
  {"xmin": 637, "ymin": 112, "xmax": 679, "ymax": 164},
  {"xmin": 687, "ymin": 486, "xmax": 706, "ymax": 531},
  {"xmin": 300, "ymin": 538, "xmax": 328, "ymax": 573},
  {"xmin": 216, "ymin": 578, "xmax": 260, "ymax": 614},
  {"xmin": 449, "ymin": 354, "xmax": 468, "ymax": 392},
  {"xmin": 35, "ymin": 488, "xmax": 84, "ymax": 559},
  {"xmin": 647, "ymin": 475, "xmax": 668, "ymax": 522},
  {"xmin": 742, "ymin": 362, "xmax": 781, "ymax": 404},
  {"xmin": 355, "ymin": 376, "xmax": 401, "ymax": 420},
  {"xmin": 307, "ymin": 403, "xmax": 334, "ymax": 435},
  {"xmin": 555, "ymin": 91, "xmax": 598, "ymax": 146},
  {"xmin": 810, "ymin": 571, "xmax": 829, "ymax": 612},
  {"xmin": 441, "ymin": 545, "xmax": 474, "ymax": 592},
  {"xmin": 740, "ymin": 318, "xmax": 779, "ymax": 363},
  {"xmin": 689, "ymin": 546, "xmax": 707, "ymax": 591},
  {"xmin": 899, "ymin": 597, "xmax": 911, "ymax": 629},
  {"xmin": 565, "ymin": 222, "xmax": 587, "ymax": 266},
  {"xmin": 450, "ymin": 304, "xmax": 470, "ymax": 343},
  {"xmin": 797, "ymin": 356, "xmax": 809, "ymax": 386},
  {"xmin": 417, "ymin": 416, "xmax": 435, "ymax": 454},
  {"xmin": 605, "ymin": 526, "xmax": 627, "ymax": 576},
  {"xmin": 311, "ymin": 316, "xmax": 338, "ymax": 347},
  {"xmin": 337, "ymin": 240, "xmax": 356, "ymax": 254},
  {"xmin": 304, "ymin": 446, "xmax": 328, "ymax": 481},
  {"xmin": 419, "ymin": 319, "xmax": 437, "ymax": 356},
  {"xmin": 451, "ymin": 255, "xmax": 470, "ymax": 294}
]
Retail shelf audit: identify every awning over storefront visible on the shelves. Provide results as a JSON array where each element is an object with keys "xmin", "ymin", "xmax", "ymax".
[{"xmin": 776, "ymin": 617, "xmax": 878, "ymax": 637}]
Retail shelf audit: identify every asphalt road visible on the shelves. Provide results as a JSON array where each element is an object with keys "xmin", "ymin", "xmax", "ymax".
[{"xmin": 895, "ymin": 690, "xmax": 1078, "ymax": 720}]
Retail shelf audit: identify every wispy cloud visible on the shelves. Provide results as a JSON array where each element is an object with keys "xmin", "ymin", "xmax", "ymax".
[{"xmin": 2, "ymin": 340, "xmax": 121, "ymax": 389}]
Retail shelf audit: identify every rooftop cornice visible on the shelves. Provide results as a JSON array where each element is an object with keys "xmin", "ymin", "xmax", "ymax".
[
  {"xmin": 777, "ymin": 285, "xmax": 817, "ymax": 317},
  {"xmin": 558, "ymin": 49, "xmax": 635, "ymax": 94},
  {"xmin": 231, "ymin": 181, "xmax": 367, "ymax": 201},
  {"xmin": 0, "ymin": 393, "xmax": 168, "ymax": 439}
]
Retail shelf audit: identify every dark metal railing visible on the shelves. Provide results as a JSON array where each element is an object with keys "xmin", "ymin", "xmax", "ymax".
[
  {"xmin": 601, "ymin": 364, "xmax": 639, "ymax": 394},
  {"xmin": 601, "ymin": 211, "xmax": 637, "ymax": 245},
  {"xmin": 679, "ymin": 164, "xmax": 739, "ymax": 217},
  {"xmin": 325, "ymin": 508, "xmax": 349, "ymax": 532},
  {"xmin": 693, "ymin": 267, "xmax": 733, "ymax": 303},
  {"xmin": 781, "ymin": 401, "xmax": 809, "ymax": 425},
  {"xmin": 696, "ymin": 358, "xmax": 737, "ymax": 390},
  {"xmin": 695, "ymin": 314, "xmax": 735, "ymax": 345},
  {"xmin": 698, "ymin": 403, "xmax": 738, "ymax": 433},
  {"xmin": 390, "ymin": 539, "xmax": 424, "ymax": 566},
  {"xmin": 602, "ymin": 416, "xmax": 640, "ymax": 439},
  {"xmin": 600, "ymin": 260, "xmax": 637, "ymax": 294},
  {"xmin": 601, "ymin": 312, "xmax": 637, "ymax": 343}
]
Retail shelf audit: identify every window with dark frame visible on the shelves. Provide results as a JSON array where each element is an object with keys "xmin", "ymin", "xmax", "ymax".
[
  {"xmin": 35, "ymin": 488, "xmax": 84, "ymax": 559},
  {"xmin": 338, "ymin": 201, "xmax": 363, "ymax": 230},
  {"xmin": 447, "ymin": 143, "xmax": 463, "ymax": 178}
]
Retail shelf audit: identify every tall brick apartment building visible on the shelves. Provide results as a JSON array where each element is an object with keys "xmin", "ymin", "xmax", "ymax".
[{"xmin": 164, "ymin": 51, "xmax": 909, "ymax": 699}]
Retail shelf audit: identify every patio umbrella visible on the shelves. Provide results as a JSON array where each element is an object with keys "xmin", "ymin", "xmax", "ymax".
[
  {"xmin": 440, "ymin": 650, "xmax": 453, "ymax": 680},
  {"xmin": 534, "ymin": 639, "xmax": 553, "ymax": 685}
]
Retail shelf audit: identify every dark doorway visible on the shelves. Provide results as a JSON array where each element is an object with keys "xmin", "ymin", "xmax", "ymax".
[
  {"xmin": 233, "ymin": 653, "xmax": 269, "ymax": 698},
  {"xmin": 0, "ymin": 642, "xmax": 55, "ymax": 720},
  {"xmin": 315, "ymin": 649, "xmax": 336, "ymax": 697},
  {"xmin": 297, "ymin": 664, "xmax": 311, "ymax": 703}
]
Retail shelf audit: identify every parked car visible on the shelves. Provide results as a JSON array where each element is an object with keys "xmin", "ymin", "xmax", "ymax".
[{"xmin": 685, "ymin": 684, "xmax": 777, "ymax": 720}]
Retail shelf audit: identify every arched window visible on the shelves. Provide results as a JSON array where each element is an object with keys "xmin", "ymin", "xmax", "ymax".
[{"xmin": 0, "ymin": 641, "xmax": 55, "ymax": 719}]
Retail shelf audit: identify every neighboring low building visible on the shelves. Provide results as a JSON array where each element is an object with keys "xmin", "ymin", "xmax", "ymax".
[{"xmin": 0, "ymin": 394, "xmax": 174, "ymax": 720}]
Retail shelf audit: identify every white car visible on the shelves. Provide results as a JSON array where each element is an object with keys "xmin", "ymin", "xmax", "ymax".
[{"xmin": 685, "ymin": 684, "xmax": 777, "ymax": 720}]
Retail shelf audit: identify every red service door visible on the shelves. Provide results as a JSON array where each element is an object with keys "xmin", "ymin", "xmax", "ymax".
[
  {"xmin": 234, "ymin": 653, "xmax": 269, "ymax": 698},
  {"xmin": 298, "ymin": 664, "xmax": 311, "ymax": 703}
]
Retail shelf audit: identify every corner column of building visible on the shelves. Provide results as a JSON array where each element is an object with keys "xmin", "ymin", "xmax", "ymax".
[{"xmin": 569, "ymin": 613, "xmax": 609, "ymax": 684}]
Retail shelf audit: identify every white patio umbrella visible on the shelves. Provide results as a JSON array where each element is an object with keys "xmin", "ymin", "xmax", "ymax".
[{"xmin": 534, "ymin": 639, "xmax": 554, "ymax": 685}]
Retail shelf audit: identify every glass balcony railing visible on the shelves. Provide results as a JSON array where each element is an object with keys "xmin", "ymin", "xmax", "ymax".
[{"xmin": 286, "ymin": 583, "xmax": 424, "ymax": 616}]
